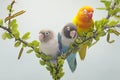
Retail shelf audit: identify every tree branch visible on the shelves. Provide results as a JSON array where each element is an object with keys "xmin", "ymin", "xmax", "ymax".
[
  {"xmin": 106, "ymin": 0, "xmax": 116, "ymax": 19},
  {"xmin": 0, "ymin": 25, "xmax": 40, "ymax": 54},
  {"xmin": 8, "ymin": 0, "xmax": 15, "ymax": 24},
  {"xmin": 64, "ymin": 23, "xmax": 120, "ymax": 59},
  {"xmin": 64, "ymin": 0, "xmax": 120, "ymax": 59}
]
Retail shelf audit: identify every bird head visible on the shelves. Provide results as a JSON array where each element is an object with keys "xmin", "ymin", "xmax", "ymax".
[
  {"xmin": 39, "ymin": 30, "xmax": 54, "ymax": 42},
  {"xmin": 62, "ymin": 23, "xmax": 77, "ymax": 39},
  {"xmin": 77, "ymin": 6, "xmax": 94, "ymax": 21}
]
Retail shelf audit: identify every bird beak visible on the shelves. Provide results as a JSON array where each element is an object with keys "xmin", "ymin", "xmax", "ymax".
[
  {"xmin": 70, "ymin": 30, "xmax": 76, "ymax": 38},
  {"xmin": 39, "ymin": 33, "xmax": 44, "ymax": 40},
  {"xmin": 88, "ymin": 12, "xmax": 93, "ymax": 19}
]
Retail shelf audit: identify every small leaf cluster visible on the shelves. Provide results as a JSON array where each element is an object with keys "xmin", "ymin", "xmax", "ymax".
[
  {"xmin": 95, "ymin": 0, "xmax": 120, "ymax": 44},
  {"xmin": 98, "ymin": 0, "xmax": 120, "ymax": 18},
  {"xmin": 38, "ymin": 52, "xmax": 64, "ymax": 80},
  {"xmin": 0, "ymin": 0, "xmax": 40, "ymax": 60},
  {"xmin": 0, "ymin": 19, "xmax": 3, "ymax": 26}
]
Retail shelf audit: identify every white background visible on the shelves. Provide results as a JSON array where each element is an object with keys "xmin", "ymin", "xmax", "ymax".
[{"xmin": 0, "ymin": 0, "xmax": 120, "ymax": 80}]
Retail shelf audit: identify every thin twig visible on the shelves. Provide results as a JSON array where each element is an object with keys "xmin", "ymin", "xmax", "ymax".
[
  {"xmin": 0, "ymin": 25, "xmax": 40, "ymax": 54},
  {"xmin": 8, "ymin": 0, "xmax": 15, "ymax": 24},
  {"xmin": 106, "ymin": 0, "xmax": 116, "ymax": 19}
]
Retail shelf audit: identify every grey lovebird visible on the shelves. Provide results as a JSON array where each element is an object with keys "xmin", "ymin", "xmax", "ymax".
[
  {"xmin": 39, "ymin": 30, "xmax": 59, "ymax": 64},
  {"xmin": 58, "ymin": 23, "xmax": 77, "ymax": 72}
]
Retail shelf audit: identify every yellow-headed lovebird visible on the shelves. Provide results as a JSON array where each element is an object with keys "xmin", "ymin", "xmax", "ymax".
[{"xmin": 72, "ymin": 6, "xmax": 94, "ymax": 60}]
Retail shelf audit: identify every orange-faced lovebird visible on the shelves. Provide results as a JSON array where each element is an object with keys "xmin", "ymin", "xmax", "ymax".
[
  {"xmin": 58, "ymin": 23, "xmax": 77, "ymax": 72},
  {"xmin": 72, "ymin": 6, "xmax": 94, "ymax": 60},
  {"xmin": 39, "ymin": 30, "xmax": 59, "ymax": 64}
]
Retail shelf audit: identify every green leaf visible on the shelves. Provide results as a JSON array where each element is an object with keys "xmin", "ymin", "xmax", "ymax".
[
  {"xmin": 35, "ymin": 53, "xmax": 41, "ymax": 58},
  {"xmin": 12, "ymin": 23, "xmax": 18, "ymax": 29},
  {"xmin": 114, "ymin": 15, "xmax": 120, "ymax": 21},
  {"xmin": 9, "ymin": 19, "xmax": 16, "ymax": 27},
  {"xmin": 13, "ymin": 30, "xmax": 20, "ymax": 39},
  {"xmin": 0, "ymin": 19, "xmax": 3, "ymax": 26},
  {"xmin": 57, "ymin": 72, "xmax": 64, "ymax": 78},
  {"xmin": 7, "ymin": 5, "xmax": 11, "ymax": 11},
  {"xmin": 108, "ymin": 29, "xmax": 120, "ymax": 36},
  {"xmin": 52, "ymin": 68, "xmax": 56, "ymax": 74},
  {"xmin": 108, "ymin": 20, "xmax": 119, "ymax": 27},
  {"xmin": 86, "ymin": 32, "xmax": 93, "ymax": 38},
  {"xmin": 107, "ymin": 33, "xmax": 115, "ymax": 43},
  {"xmin": 59, "ymin": 67, "xmax": 63, "ymax": 73},
  {"xmin": 10, "ymin": 20, "xmax": 20, "ymax": 39},
  {"xmin": 39, "ymin": 60, "xmax": 45, "ymax": 66},
  {"xmin": 45, "ymin": 56, "xmax": 51, "ymax": 61},
  {"xmin": 94, "ymin": 36, "xmax": 100, "ymax": 41},
  {"xmin": 98, "ymin": 31, "xmax": 106, "ymax": 37},
  {"xmin": 95, "ymin": 20, "xmax": 102, "ymax": 30},
  {"xmin": 5, "ymin": 10, "xmax": 26, "ymax": 22},
  {"xmin": 115, "ymin": 0, "xmax": 120, "ymax": 5},
  {"xmin": 22, "ymin": 43, "xmax": 27, "ymax": 47},
  {"xmin": 46, "ymin": 62, "xmax": 51, "ymax": 66},
  {"xmin": 34, "ymin": 48, "xmax": 39, "ymax": 53},
  {"xmin": 2, "ymin": 32, "xmax": 12, "ymax": 40},
  {"xmin": 112, "ymin": 30, "xmax": 120, "ymax": 36},
  {"xmin": 5, "ymin": 33, "xmax": 12, "ymax": 39},
  {"xmin": 46, "ymin": 66, "xmax": 52, "ymax": 71},
  {"xmin": 74, "ymin": 38, "xmax": 82, "ymax": 44},
  {"xmin": 95, "ymin": 18, "xmax": 109, "ymax": 32},
  {"xmin": 41, "ymin": 53, "xmax": 47, "ymax": 60},
  {"xmin": 58, "ymin": 59, "xmax": 64, "ymax": 65},
  {"xmin": 101, "ymin": 18, "xmax": 109, "ymax": 25},
  {"xmin": 109, "ymin": 8, "xmax": 120, "ymax": 16},
  {"xmin": 101, "ymin": 0, "xmax": 111, "ymax": 10},
  {"xmin": 96, "ymin": 8, "xmax": 106, "ymax": 10},
  {"xmin": 86, "ymin": 40, "xmax": 92, "ymax": 48},
  {"xmin": 14, "ymin": 41, "xmax": 21, "ymax": 47},
  {"xmin": 18, "ymin": 47, "xmax": 24, "ymax": 60},
  {"xmin": 22, "ymin": 32, "xmax": 30, "ymax": 40},
  {"xmin": 51, "ymin": 63, "xmax": 55, "ymax": 68},
  {"xmin": 26, "ymin": 49, "xmax": 33, "ymax": 54},
  {"xmin": 107, "ymin": 32, "xmax": 110, "ymax": 42},
  {"xmin": 2, "ymin": 32, "xmax": 7, "ymax": 40},
  {"xmin": 30, "ymin": 40, "xmax": 39, "ymax": 47}
]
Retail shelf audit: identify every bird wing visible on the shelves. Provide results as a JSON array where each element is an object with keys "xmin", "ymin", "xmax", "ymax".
[
  {"xmin": 66, "ymin": 53, "xmax": 77, "ymax": 72},
  {"xmin": 58, "ymin": 32, "xmax": 62, "ymax": 54}
]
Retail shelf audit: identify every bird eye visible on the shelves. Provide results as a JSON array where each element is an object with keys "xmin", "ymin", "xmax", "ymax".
[
  {"xmin": 89, "ymin": 12, "xmax": 93, "ymax": 14},
  {"xmin": 83, "ymin": 9, "xmax": 87, "ymax": 14},
  {"xmin": 45, "ymin": 32, "xmax": 49, "ymax": 35},
  {"xmin": 66, "ymin": 27, "xmax": 70, "ymax": 31}
]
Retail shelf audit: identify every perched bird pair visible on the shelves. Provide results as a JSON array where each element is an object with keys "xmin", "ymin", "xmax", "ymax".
[
  {"xmin": 39, "ymin": 6, "xmax": 94, "ymax": 72},
  {"xmin": 39, "ymin": 23, "xmax": 77, "ymax": 72}
]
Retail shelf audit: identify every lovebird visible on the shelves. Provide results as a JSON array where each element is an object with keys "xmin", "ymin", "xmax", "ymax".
[
  {"xmin": 39, "ymin": 30, "xmax": 59, "ymax": 64},
  {"xmin": 58, "ymin": 23, "xmax": 77, "ymax": 72},
  {"xmin": 72, "ymin": 6, "xmax": 94, "ymax": 60}
]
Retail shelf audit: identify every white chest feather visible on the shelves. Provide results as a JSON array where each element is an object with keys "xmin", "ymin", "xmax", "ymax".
[
  {"xmin": 61, "ymin": 35, "xmax": 75, "ymax": 46},
  {"xmin": 39, "ymin": 38, "xmax": 59, "ymax": 57}
]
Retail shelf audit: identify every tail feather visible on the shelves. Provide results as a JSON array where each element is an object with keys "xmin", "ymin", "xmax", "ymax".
[
  {"xmin": 67, "ymin": 53, "xmax": 77, "ymax": 72},
  {"xmin": 79, "ymin": 44, "xmax": 87, "ymax": 60}
]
